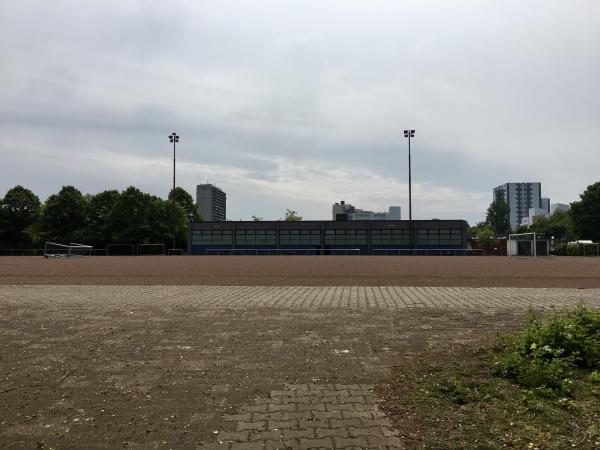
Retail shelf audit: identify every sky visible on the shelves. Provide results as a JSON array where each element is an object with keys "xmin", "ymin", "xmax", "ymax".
[{"xmin": 1, "ymin": 0, "xmax": 599, "ymax": 224}]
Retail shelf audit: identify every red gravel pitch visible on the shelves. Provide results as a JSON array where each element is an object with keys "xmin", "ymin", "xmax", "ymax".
[{"xmin": 0, "ymin": 256, "xmax": 599, "ymax": 287}]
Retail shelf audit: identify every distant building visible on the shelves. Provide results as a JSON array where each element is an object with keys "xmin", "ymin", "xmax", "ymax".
[
  {"xmin": 196, "ymin": 184, "xmax": 226, "ymax": 221},
  {"xmin": 528, "ymin": 207, "xmax": 548, "ymax": 225},
  {"xmin": 541, "ymin": 197, "xmax": 550, "ymax": 214},
  {"xmin": 550, "ymin": 203, "xmax": 569, "ymax": 214},
  {"xmin": 332, "ymin": 201, "xmax": 401, "ymax": 221},
  {"xmin": 332, "ymin": 200, "xmax": 356, "ymax": 220},
  {"xmin": 493, "ymin": 182, "xmax": 545, "ymax": 229},
  {"xmin": 348, "ymin": 207, "xmax": 401, "ymax": 221},
  {"xmin": 521, "ymin": 202, "xmax": 571, "ymax": 226},
  {"xmin": 388, "ymin": 206, "xmax": 402, "ymax": 220}
]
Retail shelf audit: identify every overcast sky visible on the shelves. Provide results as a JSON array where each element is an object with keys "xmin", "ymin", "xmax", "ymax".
[{"xmin": 1, "ymin": 1, "xmax": 599, "ymax": 224}]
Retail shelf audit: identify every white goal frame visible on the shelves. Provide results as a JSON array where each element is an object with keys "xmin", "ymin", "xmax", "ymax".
[
  {"xmin": 44, "ymin": 242, "xmax": 93, "ymax": 258},
  {"xmin": 508, "ymin": 232, "xmax": 548, "ymax": 258}
]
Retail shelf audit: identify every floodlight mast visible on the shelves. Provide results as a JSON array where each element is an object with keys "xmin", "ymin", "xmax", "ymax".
[
  {"xmin": 169, "ymin": 133, "xmax": 179, "ymax": 251},
  {"xmin": 404, "ymin": 129, "xmax": 415, "ymax": 254}
]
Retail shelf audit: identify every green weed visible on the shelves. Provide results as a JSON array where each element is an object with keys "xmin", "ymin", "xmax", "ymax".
[{"xmin": 494, "ymin": 303, "xmax": 600, "ymax": 395}]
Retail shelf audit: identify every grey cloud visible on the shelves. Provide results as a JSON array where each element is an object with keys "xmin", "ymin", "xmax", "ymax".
[{"xmin": 1, "ymin": 0, "xmax": 599, "ymax": 223}]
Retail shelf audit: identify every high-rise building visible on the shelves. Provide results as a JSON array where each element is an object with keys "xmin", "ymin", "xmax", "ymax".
[
  {"xmin": 196, "ymin": 184, "xmax": 226, "ymax": 221},
  {"xmin": 541, "ymin": 197, "xmax": 550, "ymax": 214},
  {"xmin": 493, "ymin": 182, "xmax": 545, "ymax": 230}
]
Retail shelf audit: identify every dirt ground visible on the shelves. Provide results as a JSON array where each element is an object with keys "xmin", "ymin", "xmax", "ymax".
[
  {"xmin": 0, "ymin": 301, "xmax": 525, "ymax": 449},
  {"xmin": 1, "ymin": 255, "xmax": 599, "ymax": 287}
]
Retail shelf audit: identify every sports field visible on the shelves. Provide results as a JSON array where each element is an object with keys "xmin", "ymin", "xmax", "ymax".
[
  {"xmin": 1, "ymin": 255, "xmax": 599, "ymax": 287},
  {"xmin": 1, "ymin": 256, "xmax": 599, "ymax": 449}
]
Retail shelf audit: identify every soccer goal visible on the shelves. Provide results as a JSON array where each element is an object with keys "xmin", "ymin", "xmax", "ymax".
[
  {"xmin": 136, "ymin": 244, "xmax": 165, "ymax": 256},
  {"xmin": 44, "ymin": 242, "xmax": 93, "ymax": 258},
  {"xmin": 508, "ymin": 232, "xmax": 548, "ymax": 258}
]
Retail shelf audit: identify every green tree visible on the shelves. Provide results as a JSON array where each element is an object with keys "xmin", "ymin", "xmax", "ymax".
[
  {"xmin": 570, "ymin": 182, "xmax": 600, "ymax": 242},
  {"xmin": 40, "ymin": 186, "xmax": 87, "ymax": 243},
  {"xmin": 169, "ymin": 187, "xmax": 201, "ymax": 222},
  {"xmin": 514, "ymin": 224, "xmax": 530, "ymax": 234},
  {"xmin": 530, "ymin": 209, "xmax": 575, "ymax": 243},
  {"xmin": 0, "ymin": 185, "xmax": 41, "ymax": 247},
  {"xmin": 85, "ymin": 190, "xmax": 120, "ymax": 247},
  {"xmin": 252, "ymin": 216, "xmax": 263, "ymax": 222},
  {"xmin": 109, "ymin": 187, "xmax": 156, "ymax": 244},
  {"xmin": 284, "ymin": 209, "xmax": 303, "ymax": 221},
  {"xmin": 468, "ymin": 222, "xmax": 501, "ymax": 253},
  {"xmin": 0, "ymin": 203, "xmax": 7, "ymax": 245},
  {"xmin": 485, "ymin": 199, "xmax": 511, "ymax": 235},
  {"xmin": 110, "ymin": 186, "xmax": 186, "ymax": 245}
]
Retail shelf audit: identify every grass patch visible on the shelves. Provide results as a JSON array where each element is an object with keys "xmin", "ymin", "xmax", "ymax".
[{"xmin": 376, "ymin": 304, "xmax": 600, "ymax": 449}]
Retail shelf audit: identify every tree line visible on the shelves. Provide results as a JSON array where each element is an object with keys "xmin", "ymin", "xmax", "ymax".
[
  {"xmin": 3, "ymin": 181, "xmax": 598, "ymax": 251},
  {"xmin": 0, "ymin": 185, "xmax": 200, "ymax": 249},
  {"xmin": 469, "ymin": 181, "xmax": 600, "ymax": 251}
]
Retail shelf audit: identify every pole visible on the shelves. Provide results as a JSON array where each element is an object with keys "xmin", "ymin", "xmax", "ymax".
[
  {"xmin": 172, "ymin": 139, "xmax": 176, "ymax": 251},
  {"xmin": 408, "ymin": 134, "xmax": 413, "ymax": 254}
]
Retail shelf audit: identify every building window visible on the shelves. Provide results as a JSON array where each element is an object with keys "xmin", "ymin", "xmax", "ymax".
[
  {"xmin": 192, "ymin": 230, "xmax": 233, "ymax": 246},
  {"xmin": 237, "ymin": 229, "xmax": 276, "ymax": 246},
  {"xmin": 371, "ymin": 229, "xmax": 409, "ymax": 246},
  {"xmin": 414, "ymin": 229, "xmax": 462, "ymax": 247},
  {"xmin": 324, "ymin": 229, "xmax": 367, "ymax": 245},
  {"xmin": 280, "ymin": 229, "xmax": 319, "ymax": 246}
]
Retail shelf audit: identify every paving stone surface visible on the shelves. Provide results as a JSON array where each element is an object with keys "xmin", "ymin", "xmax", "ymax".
[
  {"xmin": 203, "ymin": 383, "xmax": 401, "ymax": 449},
  {"xmin": 1, "ymin": 285, "xmax": 599, "ymax": 310},
  {"xmin": 1, "ymin": 285, "xmax": 598, "ymax": 449}
]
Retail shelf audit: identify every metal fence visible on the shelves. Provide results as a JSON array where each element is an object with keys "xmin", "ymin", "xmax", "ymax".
[
  {"xmin": 136, "ymin": 244, "xmax": 165, "ymax": 256},
  {"xmin": 0, "ymin": 248, "xmax": 46, "ymax": 256},
  {"xmin": 0, "ymin": 246, "xmax": 182, "ymax": 256},
  {"xmin": 371, "ymin": 248, "xmax": 485, "ymax": 256},
  {"xmin": 1, "ymin": 247, "xmax": 487, "ymax": 257},
  {"xmin": 204, "ymin": 248, "xmax": 362, "ymax": 256}
]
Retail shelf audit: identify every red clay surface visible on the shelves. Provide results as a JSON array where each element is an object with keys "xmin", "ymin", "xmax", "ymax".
[{"xmin": 0, "ymin": 255, "xmax": 599, "ymax": 287}]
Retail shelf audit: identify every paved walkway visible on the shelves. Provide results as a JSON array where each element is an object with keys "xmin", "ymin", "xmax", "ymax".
[
  {"xmin": 2, "ymin": 285, "xmax": 599, "ymax": 310},
  {"xmin": 209, "ymin": 383, "xmax": 400, "ymax": 450}
]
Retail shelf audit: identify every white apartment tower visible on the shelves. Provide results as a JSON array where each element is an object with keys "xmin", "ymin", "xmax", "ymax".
[
  {"xmin": 493, "ymin": 182, "xmax": 550, "ymax": 230},
  {"xmin": 196, "ymin": 184, "xmax": 227, "ymax": 221}
]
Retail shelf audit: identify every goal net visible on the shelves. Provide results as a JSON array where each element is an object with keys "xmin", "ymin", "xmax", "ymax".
[
  {"xmin": 44, "ymin": 242, "xmax": 93, "ymax": 258},
  {"xmin": 508, "ymin": 232, "xmax": 548, "ymax": 257}
]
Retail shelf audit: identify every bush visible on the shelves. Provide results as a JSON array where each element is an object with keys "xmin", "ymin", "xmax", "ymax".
[
  {"xmin": 553, "ymin": 243, "xmax": 582, "ymax": 256},
  {"xmin": 494, "ymin": 304, "xmax": 600, "ymax": 394}
]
